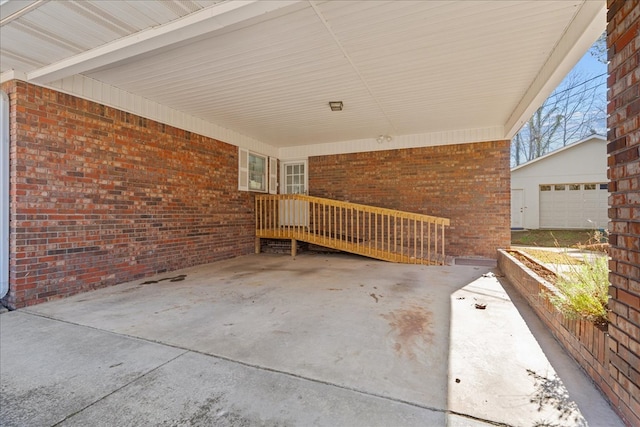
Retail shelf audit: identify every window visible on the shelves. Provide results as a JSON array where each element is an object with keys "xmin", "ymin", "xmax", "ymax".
[
  {"xmin": 249, "ymin": 152, "xmax": 267, "ymax": 192},
  {"xmin": 284, "ymin": 163, "xmax": 306, "ymax": 194},
  {"xmin": 584, "ymin": 184, "xmax": 596, "ymax": 190},
  {"xmin": 238, "ymin": 148, "xmax": 277, "ymax": 193},
  {"xmin": 554, "ymin": 184, "xmax": 566, "ymax": 191},
  {"xmin": 600, "ymin": 183, "xmax": 608, "ymax": 190},
  {"xmin": 569, "ymin": 184, "xmax": 580, "ymax": 190},
  {"xmin": 540, "ymin": 185, "xmax": 551, "ymax": 191}
]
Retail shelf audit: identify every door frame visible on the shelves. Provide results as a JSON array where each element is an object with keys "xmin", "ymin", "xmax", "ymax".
[
  {"xmin": 279, "ymin": 159, "xmax": 309, "ymax": 227},
  {"xmin": 511, "ymin": 188, "xmax": 524, "ymax": 229},
  {"xmin": 280, "ymin": 159, "xmax": 308, "ymax": 195}
]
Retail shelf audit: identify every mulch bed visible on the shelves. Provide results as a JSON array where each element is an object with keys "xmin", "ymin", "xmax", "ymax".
[{"xmin": 507, "ymin": 250, "xmax": 558, "ymax": 284}]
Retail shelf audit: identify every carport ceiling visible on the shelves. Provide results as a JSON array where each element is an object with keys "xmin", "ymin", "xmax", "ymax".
[{"xmin": 0, "ymin": 0, "xmax": 605, "ymax": 148}]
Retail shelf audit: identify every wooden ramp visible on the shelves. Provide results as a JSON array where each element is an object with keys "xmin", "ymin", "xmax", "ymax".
[{"xmin": 255, "ymin": 195, "xmax": 450, "ymax": 265}]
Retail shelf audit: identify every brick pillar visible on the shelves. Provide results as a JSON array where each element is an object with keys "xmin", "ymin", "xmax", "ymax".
[{"xmin": 606, "ymin": 1, "xmax": 640, "ymax": 425}]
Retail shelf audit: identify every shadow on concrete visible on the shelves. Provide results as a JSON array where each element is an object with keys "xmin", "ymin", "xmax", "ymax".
[
  {"xmin": 0, "ymin": 253, "xmax": 624, "ymax": 426},
  {"xmin": 497, "ymin": 275, "xmax": 620, "ymax": 427}
]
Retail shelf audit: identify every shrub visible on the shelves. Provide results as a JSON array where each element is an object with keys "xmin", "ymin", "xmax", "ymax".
[{"xmin": 547, "ymin": 255, "xmax": 609, "ymax": 327}]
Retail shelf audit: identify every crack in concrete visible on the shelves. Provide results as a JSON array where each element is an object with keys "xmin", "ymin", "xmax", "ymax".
[{"xmin": 22, "ymin": 311, "xmax": 514, "ymax": 427}]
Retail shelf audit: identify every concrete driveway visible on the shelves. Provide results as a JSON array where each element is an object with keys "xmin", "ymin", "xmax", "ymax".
[{"xmin": 0, "ymin": 253, "xmax": 622, "ymax": 426}]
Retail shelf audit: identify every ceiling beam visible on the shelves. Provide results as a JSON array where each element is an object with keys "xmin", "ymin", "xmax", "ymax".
[
  {"xmin": 504, "ymin": 0, "xmax": 606, "ymax": 139},
  {"xmin": 26, "ymin": 0, "xmax": 301, "ymax": 85},
  {"xmin": 0, "ymin": 0, "xmax": 48, "ymax": 25}
]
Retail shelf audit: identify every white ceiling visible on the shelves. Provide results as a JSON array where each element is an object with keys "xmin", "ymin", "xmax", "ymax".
[{"xmin": 0, "ymin": 0, "xmax": 606, "ymax": 151}]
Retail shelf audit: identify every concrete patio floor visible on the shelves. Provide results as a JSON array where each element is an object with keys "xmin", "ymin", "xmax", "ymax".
[{"xmin": 0, "ymin": 253, "xmax": 623, "ymax": 427}]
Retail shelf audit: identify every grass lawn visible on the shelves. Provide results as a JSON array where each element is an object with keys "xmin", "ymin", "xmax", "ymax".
[{"xmin": 511, "ymin": 229, "xmax": 598, "ymax": 248}]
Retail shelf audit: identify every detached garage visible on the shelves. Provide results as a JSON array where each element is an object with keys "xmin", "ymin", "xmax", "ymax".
[{"xmin": 511, "ymin": 135, "xmax": 608, "ymax": 230}]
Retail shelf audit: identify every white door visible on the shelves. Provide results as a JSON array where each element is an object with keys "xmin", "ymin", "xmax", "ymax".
[
  {"xmin": 511, "ymin": 189, "xmax": 524, "ymax": 229},
  {"xmin": 280, "ymin": 161, "xmax": 308, "ymax": 227}
]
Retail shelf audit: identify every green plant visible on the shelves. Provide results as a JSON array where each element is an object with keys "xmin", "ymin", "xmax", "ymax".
[
  {"xmin": 547, "ymin": 255, "xmax": 609, "ymax": 327},
  {"xmin": 511, "ymin": 229, "xmax": 593, "ymax": 248}
]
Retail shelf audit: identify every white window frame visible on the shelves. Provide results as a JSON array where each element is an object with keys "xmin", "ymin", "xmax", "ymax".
[
  {"xmin": 280, "ymin": 160, "xmax": 308, "ymax": 195},
  {"xmin": 269, "ymin": 157, "xmax": 278, "ymax": 194},
  {"xmin": 249, "ymin": 151, "xmax": 267, "ymax": 192},
  {"xmin": 238, "ymin": 147, "xmax": 278, "ymax": 193}
]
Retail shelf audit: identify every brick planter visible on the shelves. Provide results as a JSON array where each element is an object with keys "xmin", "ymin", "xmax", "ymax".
[{"xmin": 497, "ymin": 249, "xmax": 626, "ymax": 424}]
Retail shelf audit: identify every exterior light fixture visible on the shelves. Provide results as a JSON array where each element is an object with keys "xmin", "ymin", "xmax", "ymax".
[
  {"xmin": 376, "ymin": 135, "xmax": 393, "ymax": 144},
  {"xmin": 329, "ymin": 101, "xmax": 343, "ymax": 111}
]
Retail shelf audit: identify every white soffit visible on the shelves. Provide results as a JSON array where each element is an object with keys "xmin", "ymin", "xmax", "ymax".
[
  {"xmin": 1, "ymin": 1, "xmax": 225, "ymax": 72},
  {"xmin": 0, "ymin": 0, "xmax": 606, "ymax": 152}
]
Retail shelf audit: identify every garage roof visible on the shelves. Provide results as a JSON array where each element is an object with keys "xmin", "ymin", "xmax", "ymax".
[
  {"xmin": 0, "ymin": 0, "xmax": 605, "ymax": 156},
  {"xmin": 511, "ymin": 134, "xmax": 607, "ymax": 172}
]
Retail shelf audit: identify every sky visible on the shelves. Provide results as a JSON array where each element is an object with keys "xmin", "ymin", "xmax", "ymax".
[
  {"xmin": 511, "ymin": 40, "xmax": 608, "ymax": 165},
  {"xmin": 572, "ymin": 48, "xmax": 608, "ymax": 135},
  {"xmin": 537, "ymin": 45, "xmax": 608, "ymax": 140},
  {"xmin": 573, "ymin": 47, "xmax": 607, "ymax": 76}
]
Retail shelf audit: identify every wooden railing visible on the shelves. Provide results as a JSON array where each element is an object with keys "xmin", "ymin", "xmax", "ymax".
[{"xmin": 255, "ymin": 194, "xmax": 450, "ymax": 265}]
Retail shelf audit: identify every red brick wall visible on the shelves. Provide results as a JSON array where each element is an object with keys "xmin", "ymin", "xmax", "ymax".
[
  {"xmin": 1, "ymin": 81, "xmax": 255, "ymax": 309},
  {"xmin": 607, "ymin": 0, "xmax": 640, "ymax": 425},
  {"xmin": 308, "ymin": 141, "xmax": 511, "ymax": 259}
]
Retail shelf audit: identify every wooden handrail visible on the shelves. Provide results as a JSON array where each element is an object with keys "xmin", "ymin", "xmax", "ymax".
[{"xmin": 255, "ymin": 194, "xmax": 450, "ymax": 265}]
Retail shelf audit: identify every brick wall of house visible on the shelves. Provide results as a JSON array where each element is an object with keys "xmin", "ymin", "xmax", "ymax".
[
  {"xmin": 1, "ymin": 80, "xmax": 255, "ymax": 309},
  {"xmin": 606, "ymin": 0, "xmax": 640, "ymax": 425},
  {"xmin": 308, "ymin": 141, "xmax": 511, "ymax": 259}
]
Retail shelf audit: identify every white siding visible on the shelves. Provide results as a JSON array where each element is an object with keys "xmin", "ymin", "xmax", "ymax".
[
  {"xmin": 539, "ymin": 184, "xmax": 608, "ymax": 229},
  {"xmin": 510, "ymin": 136, "xmax": 608, "ymax": 229}
]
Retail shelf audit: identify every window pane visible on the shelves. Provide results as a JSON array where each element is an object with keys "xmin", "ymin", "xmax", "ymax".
[
  {"xmin": 540, "ymin": 185, "xmax": 551, "ymax": 191},
  {"xmin": 600, "ymin": 183, "xmax": 608, "ymax": 190},
  {"xmin": 569, "ymin": 184, "xmax": 580, "ymax": 190},
  {"xmin": 248, "ymin": 153, "xmax": 266, "ymax": 191},
  {"xmin": 554, "ymin": 185, "xmax": 566, "ymax": 191},
  {"xmin": 584, "ymin": 184, "xmax": 596, "ymax": 190}
]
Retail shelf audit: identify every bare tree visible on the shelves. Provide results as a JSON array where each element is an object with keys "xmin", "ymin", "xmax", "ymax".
[
  {"xmin": 513, "ymin": 104, "xmax": 562, "ymax": 164},
  {"xmin": 554, "ymin": 71, "xmax": 607, "ymax": 146},
  {"xmin": 589, "ymin": 32, "xmax": 607, "ymax": 64},
  {"xmin": 511, "ymin": 35, "xmax": 606, "ymax": 166}
]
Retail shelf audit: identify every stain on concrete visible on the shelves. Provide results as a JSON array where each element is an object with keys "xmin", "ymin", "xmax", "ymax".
[
  {"xmin": 390, "ymin": 282, "xmax": 414, "ymax": 292},
  {"xmin": 153, "ymin": 304, "xmax": 189, "ymax": 315},
  {"xmin": 141, "ymin": 274, "xmax": 187, "ymax": 285},
  {"xmin": 382, "ymin": 305, "xmax": 434, "ymax": 360},
  {"xmin": 220, "ymin": 288, "xmax": 272, "ymax": 304},
  {"xmin": 162, "ymin": 394, "xmax": 290, "ymax": 427}
]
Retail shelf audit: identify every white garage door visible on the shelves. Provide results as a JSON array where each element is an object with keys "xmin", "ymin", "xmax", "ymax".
[{"xmin": 539, "ymin": 183, "xmax": 609, "ymax": 229}]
